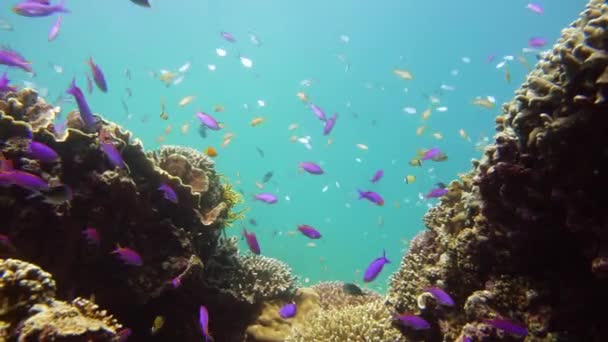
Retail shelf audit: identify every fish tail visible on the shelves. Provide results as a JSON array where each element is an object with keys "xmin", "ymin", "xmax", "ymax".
[
  {"xmin": 57, "ymin": 0, "xmax": 70, "ymax": 13},
  {"xmin": 357, "ymin": 189, "xmax": 364, "ymax": 198},
  {"xmin": 66, "ymin": 77, "xmax": 76, "ymax": 95}
]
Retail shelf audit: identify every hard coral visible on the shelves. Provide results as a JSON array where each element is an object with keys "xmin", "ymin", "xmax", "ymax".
[
  {"xmin": 311, "ymin": 281, "xmax": 382, "ymax": 311},
  {"xmin": 0, "ymin": 258, "xmax": 56, "ymax": 317}
]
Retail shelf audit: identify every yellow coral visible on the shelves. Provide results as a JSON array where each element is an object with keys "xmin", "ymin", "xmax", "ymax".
[{"xmin": 219, "ymin": 176, "xmax": 247, "ymax": 227}]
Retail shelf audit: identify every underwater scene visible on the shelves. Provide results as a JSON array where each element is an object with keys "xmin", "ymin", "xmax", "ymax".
[{"xmin": 1, "ymin": 0, "xmax": 608, "ymax": 340}]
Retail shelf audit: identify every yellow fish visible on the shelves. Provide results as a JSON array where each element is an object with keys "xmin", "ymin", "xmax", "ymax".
[
  {"xmin": 151, "ymin": 316, "xmax": 165, "ymax": 335},
  {"xmin": 421, "ymin": 108, "xmax": 432, "ymax": 121},
  {"xmin": 459, "ymin": 129, "xmax": 471, "ymax": 141},
  {"xmin": 158, "ymin": 71, "xmax": 176, "ymax": 87},
  {"xmin": 250, "ymin": 117, "xmax": 265, "ymax": 126},
  {"xmin": 432, "ymin": 132, "xmax": 443, "ymax": 140},
  {"xmin": 393, "ymin": 68, "xmax": 413, "ymax": 80},
  {"xmin": 409, "ymin": 159, "xmax": 422, "ymax": 167},
  {"xmin": 416, "ymin": 126, "xmax": 426, "ymax": 136},
  {"xmin": 178, "ymin": 95, "xmax": 195, "ymax": 107},
  {"xmin": 404, "ymin": 175, "xmax": 416, "ymax": 184},
  {"xmin": 472, "ymin": 97, "xmax": 496, "ymax": 109}
]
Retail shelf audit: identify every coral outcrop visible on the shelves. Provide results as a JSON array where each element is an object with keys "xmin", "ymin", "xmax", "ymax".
[
  {"xmin": 0, "ymin": 258, "xmax": 123, "ymax": 341},
  {"xmin": 0, "ymin": 88, "xmax": 292, "ymax": 341},
  {"xmin": 387, "ymin": 0, "xmax": 608, "ymax": 340},
  {"xmin": 311, "ymin": 281, "xmax": 382, "ymax": 311}
]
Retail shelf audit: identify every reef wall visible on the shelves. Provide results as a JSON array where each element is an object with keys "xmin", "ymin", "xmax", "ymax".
[
  {"xmin": 387, "ymin": 0, "xmax": 608, "ymax": 340},
  {"xmin": 0, "ymin": 88, "xmax": 296, "ymax": 341}
]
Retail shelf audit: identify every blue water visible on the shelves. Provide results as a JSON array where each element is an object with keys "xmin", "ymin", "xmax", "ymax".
[{"xmin": 2, "ymin": 0, "xmax": 585, "ymax": 292}]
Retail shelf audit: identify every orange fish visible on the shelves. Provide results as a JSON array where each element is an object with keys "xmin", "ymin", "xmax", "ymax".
[
  {"xmin": 393, "ymin": 69, "xmax": 413, "ymax": 80},
  {"xmin": 205, "ymin": 146, "xmax": 218, "ymax": 157},
  {"xmin": 164, "ymin": 125, "xmax": 173, "ymax": 135},
  {"xmin": 296, "ymin": 92, "xmax": 309, "ymax": 102},
  {"xmin": 250, "ymin": 117, "xmax": 265, "ymax": 126}
]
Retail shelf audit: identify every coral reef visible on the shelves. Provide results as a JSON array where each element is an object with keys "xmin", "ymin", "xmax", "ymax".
[
  {"xmin": 310, "ymin": 281, "xmax": 382, "ymax": 311},
  {"xmin": 387, "ymin": 0, "xmax": 608, "ymax": 340},
  {"xmin": 0, "ymin": 88, "xmax": 293, "ymax": 341},
  {"xmin": 0, "ymin": 258, "xmax": 123, "ymax": 341}
]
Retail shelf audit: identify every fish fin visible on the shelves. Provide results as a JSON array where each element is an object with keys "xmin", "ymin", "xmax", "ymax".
[
  {"xmin": 66, "ymin": 77, "xmax": 76, "ymax": 95},
  {"xmin": 57, "ymin": 0, "xmax": 70, "ymax": 13}
]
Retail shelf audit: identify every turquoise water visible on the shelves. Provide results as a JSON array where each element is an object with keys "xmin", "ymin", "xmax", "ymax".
[{"xmin": 2, "ymin": 0, "xmax": 585, "ymax": 292}]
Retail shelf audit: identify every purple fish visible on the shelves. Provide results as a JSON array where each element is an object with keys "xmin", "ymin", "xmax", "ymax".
[
  {"xmin": 196, "ymin": 112, "xmax": 221, "ymax": 130},
  {"xmin": 279, "ymin": 303, "xmax": 297, "ymax": 318},
  {"xmin": 242, "ymin": 228, "xmax": 261, "ymax": 254},
  {"xmin": 484, "ymin": 318, "xmax": 528, "ymax": 337},
  {"xmin": 0, "ymin": 49, "xmax": 33, "ymax": 73},
  {"xmin": 253, "ymin": 192, "xmax": 278, "ymax": 204},
  {"xmin": 526, "ymin": 3, "xmax": 544, "ymax": 14},
  {"xmin": 171, "ymin": 275, "xmax": 182, "ymax": 288},
  {"xmin": 48, "ymin": 15, "xmax": 62, "ymax": 41},
  {"xmin": 117, "ymin": 328, "xmax": 132, "ymax": 342},
  {"xmin": 0, "ymin": 72, "xmax": 17, "ymax": 93},
  {"xmin": 0, "ymin": 170, "xmax": 49, "ymax": 192},
  {"xmin": 310, "ymin": 104, "xmax": 327, "ymax": 121},
  {"xmin": 323, "ymin": 113, "xmax": 337, "ymax": 135},
  {"xmin": 220, "ymin": 31, "xmax": 236, "ymax": 42},
  {"xmin": 111, "ymin": 245, "xmax": 143, "ymax": 266},
  {"xmin": 421, "ymin": 148, "xmax": 441, "ymax": 161},
  {"xmin": 423, "ymin": 287, "xmax": 454, "ymax": 306},
  {"xmin": 12, "ymin": 1, "xmax": 69, "ymax": 17},
  {"xmin": 528, "ymin": 37, "xmax": 547, "ymax": 48},
  {"xmin": 299, "ymin": 161, "xmax": 324, "ymax": 175},
  {"xmin": 394, "ymin": 313, "xmax": 430, "ymax": 330},
  {"xmin": 100, "ymin": 140, "xmax": 124, "ymax": 169},
  {"xmin": 363, "ymin": 249, "xmax": 390, "ymax": 282},
  {"xmin": 297, "ymin": 225, "xmax": 321, "ymax": 239},
  {"xmin": 28, "ymin": 141, "xmax": 59, "ymax": 163},
  {"xmin": 425, "ymin": 187, "xmax": 448, "ymax": 199},
  {"xmin": 66, "ymin": 78, "xmax": 96, "ymax": 132},
  {"xmin": 82, "ymin": 227, "xmax": 100, "ymax": 246},
  {"xmin": 158, "ymin": 183, "xmax": 178, "ymax": 203},
  {"xmin": 370, "ymin": 170, "xmax": 383, "ymax": 183},
  {"xmin": 199, "ymin": 305, "xmax": 211, "ymax": 341},
  {"xmin": 87, "ymin": 57, "xmax": 107, "ymax": 92},
  {"xmin": 357, "ymin": 189, "xmax": 384, "ymax": 206}
]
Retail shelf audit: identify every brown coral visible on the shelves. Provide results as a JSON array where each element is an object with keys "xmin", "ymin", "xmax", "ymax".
[
  {"xmin": 311, "ymin": 281, "xmax": 382, "ymax": 311},
  {"xmin": 0, "ymin": 258, "xmax": 56, "ymax": 317}
]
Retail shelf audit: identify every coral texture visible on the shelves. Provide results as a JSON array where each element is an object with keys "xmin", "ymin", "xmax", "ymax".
[
  {"xmin": 310, "ymin": 281, "xmax": 382, "ymax": 311},
  {"xmin": 0, "ymin": 258, "xmax": 122, "ymax": 341},
  {"xmin": 387, "ymin": 0, "xmax": 608, "ymax": 340}
]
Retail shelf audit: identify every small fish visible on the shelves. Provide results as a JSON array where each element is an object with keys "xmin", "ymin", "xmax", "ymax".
[
  {"xmin": 420, "ymin": 148, "xmax": 441, "ymax": 161},
  {"xmin": 178, "ymin": 61, "xmax": 191, "ymax": 73},
  {"xmin": 370, "ymin": 170, "xmax": 383, "ymax": 183},
  {"xmin": 13, "ymin": 1, "xmax": 69, "ymax": 17},
  {"xmin": 310, "ymin": 104, "xmax": 327, "ymax": 121},
  {"xmin": 528, "ymin": 37, "xmax": 547, "ymax": 48},
  {"xmin": 196, "ymin": 112, "xmax": 221, "ymax": 130},
  {"xmin": 526, "ymin": 3, "xmax": 543, "ymax": 14},
  {"xmin": 220, "ymin": 31, "xmax": 236, "ymax": 42},
  {"xmin": 99, "ymin": 130, "xmax": 125, "ymax": 169},
  {"xmin": 205, "ymin": 146, "xmax": 218, "ymax": 157},
  {"xmin": 111, "ymin": 245, "xmax": 143, "ymax": 266},
  {"xmin": 279, "ymin": 303, "xmax": 297, "ymax": 319},
  {"xmin": 82, "ymin": 227, "xmax": 100, "ymax": 246},
  {"xmin": 256, "ymin": 147, "xmax": 264, "ymax": 158},
  {"xmin": 117, "ymin": 328, "xmax": 132, "ymax": 342},
  {"xmin": 151, "ymin": 316, "xmax": 165, "ymax": 335},
  {"xmin": 0, "ymin": 49, "xmax": 33, "ymax": 73},
  {"xmin": 253, "ymin": 193, "xmax": 278, "ymax": 204},
  {"xmin": 213, "ymin": 105, "xmax": 224, "ymax": 112},
  {"xmin": 484, "ymin": 318, "xmax": 528, "ymax": 337},
  {"xmin": 160, "ymin": 98, "xmax": 169, "ymax": 120},
  {"xmin": 249, "ymin": 218, "xmax": 257, "ymax": 226},
  {"xmin": 261, "ymin": 171, "xmax": 273, "ymax": 183},
  {"xmin": 323, "ymin": 113, "xmax": 337, "ymax": 135},
  {"xmin": 505, "ymin": 64, "xmax": 511, "ymax": 83},
  {"xmin": 356, "ymin": 143, "xmax": 369, "ymax": 150},
  {"xmin": 425, "ymin": 187, "xmax": 448, "ymax": 199},
  {"xmin": 0, "ymin": 169, "xmax": 50, "ymax": 192},
  {"xmin": 471, "ymin": 96, "xmax": 496, "ymax": 109},
  {"xmin": 421, "ymin": 108, "xmax": 432, "ymax": 120},
  {"xmin": 87, "ymin": 57, "xmax": 108, "ymax": 92},
  {"xmin": 296, "ymin": 92, "xmax": 308, "ymax": 102},
  {"xmin": 394, "ymin": 313, "xmax": 430, "ymax": 330},
  {"xmin": 363, "ymin": 249, "xmax": 390, "ymax": 282},
  {"xmin": 250, "ymin": 117, "xmax": 265, "ymax": 126},
  {"xmin": 404, "ymin": 175, "xmax": 416, "ymax": 184},
  {"xmin": 357, "ymin": 190, "xmax": 384, "ymax": 206},
  {"xmin": 66, "ymin": 78, "xmax": 96, "ymax": 132},
  {"xmin": 0, "ymin": 18, "xmax": 14, "ymax": 31},
  {"xmin": 125, "ymin": 68, "xmax": 131, "ymax": 80},
  {"xmin": 416, "ymin": 126, "xmax": 425, "ymax": 136},
  {"xmin": 423, "ymin": 287, "xmax": 455, "ymax": 306},
  {"xmin": 158, "ymin": 183, "xmax": 178, "ymax": 203},
  {"xmin": 179, "ymin": 95, "xmax": 195, "ymax": 107},
  {"xmin": 130, "ymin": 0, "xmax": 151, "ymax": 7},
  {"xmin": 48, "ymin": 15, "xmax": 62, "ymax": 41},
  {"xmin": 248, "ymin": 31, "xmax": 262, "ymax": 46},
  {"xmin": 125, "ymin": 88, "xmax": 132, "ymax": 97},
  {"xmin": 240, "ymin": 56, "xmax": 253, "ymax": 68},
  {"xmin": 297, "ymin": 225, "xmax": 322, "ymax": 239},
  {"xmin": 393, "ymin": 69, "xmax": 413, "ymax": 80},
  {"xmin": 299, "ymin": 162, "xmax": 324, "ymax": 175},
  {"xmin": 343, "ymin": 283, "xmax": 364, "ymax": 296},
  {"xmin": 242, "ymin": 228, "xmax": 261, "ymax": 255},
  {"xmin": 199, "ymin": 305, "xmax": 212, "ymax": 341},
  {"xmin": 0, "ymin": 72, "xmax": 16, "ymax": 93},
  {"xmin": 28, "ymin": 141, "xmax": 59, "ymax": 163}
]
